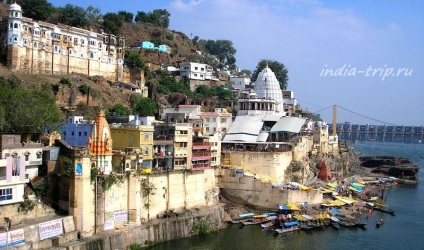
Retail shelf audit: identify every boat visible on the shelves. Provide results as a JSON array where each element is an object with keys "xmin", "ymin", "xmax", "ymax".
[
  {"xmin": 241, "ymin": 215, "xmax": 268, "ymax": 225},
  {"xmin": 260, "ymin": 216, "xmax": 278, "ymax": 228},
  {"xmin": 275, "ymin": 221, "xmax": 300, "ymax": 234},
  {"xmin": 330, "ymin": 221, "xmax": 340, "ymax": 230},
  {"xmin": 374, "ymin": 206, "xmax": 395, "ymax": 214},
  {"xmin": 354, "ymin": 222, "xmax": 367, "ymax": 228},
  {"xmin": 338, "ymin": 219, "xmax": 357, "ymax": 227},
  {"xmin": 230, "ymin": 212, "xmax": 255, "ymax": 223},
  {"xmin": 376, "ymin": 219, "xmax": 385, "ymax": 228},
  {"xmin": 299, "ymin": 221, "xmax": 314, "ymax": 230}
]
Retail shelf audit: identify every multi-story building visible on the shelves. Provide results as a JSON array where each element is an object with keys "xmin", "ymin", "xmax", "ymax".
[
  {"xmin": 0, "ymin": 3, "xmax": 125, "ymax": 81},
  {"xmin": 0, "ymin": 134, "xmax": 43, "ymax": 205},
  {"xmin": 59, "ymin": 116, "xmax": 93, "ymax": 147},
  {"xmin": 179, "ymin": 62, "xmax": 208, "ymax": 80},
  {"xmin": 110, "ymin": 118, "xmax": 155, "ymax": 169}
]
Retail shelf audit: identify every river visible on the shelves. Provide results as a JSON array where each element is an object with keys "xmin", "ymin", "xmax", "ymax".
[{"xmin": 153, "ymin": 141, "xmax": 424, "ymax": 250}]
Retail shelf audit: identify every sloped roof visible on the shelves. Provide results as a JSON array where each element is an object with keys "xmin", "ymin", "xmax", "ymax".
[{"xmin": 270, "ymin": 116, "xmax": 306, "ymax": 133}]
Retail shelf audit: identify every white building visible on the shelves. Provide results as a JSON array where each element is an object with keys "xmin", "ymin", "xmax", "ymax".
[
  {"xmin": 230, "ymin": 76, "xmax": 251, "ymax": 91},
  {"xmin": 179, "ymin": 62, "xmax": 214, "ymax": 81},
  {"xmin": 0, "ymin": 134, "xmax": 43, "ymax": 205}
]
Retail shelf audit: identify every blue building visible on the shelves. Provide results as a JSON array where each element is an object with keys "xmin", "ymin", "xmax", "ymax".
[
  {"xmin": 59, "ymin": 116, "xmax": 93, "ymax": 147},
  {"xmin": 140, "ymin": 41, "xmax": 154, "ymax": 50}
]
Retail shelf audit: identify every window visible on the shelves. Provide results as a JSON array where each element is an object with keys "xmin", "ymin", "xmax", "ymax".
[
  {"xmin": 33, "ymin": 42, "xmax": 38, "ymax": 49},
  {"xmin": 0, "ymin": 188, "xmax": 13, "ymax": 201},
  {"xmin": 144, "ymin": 148, "xmax": 149, "ymax": 155},
  {"xmin": 84, "ymin": 132, "xmax": 87, "ymax": 136},
  {"xmin": 145, "ymin": 133, "xmax": 150, "ymax": 141},
  {"xmin": 71, "ymin": 131, "xmax": 75, "ymax": 136},
  {"xmin": 37, "ymin": 151, "xmax": 42, "ymax": 159},
  {"xmin": 79, "ymin": 132, "xmax": 82, "ymax": 136}
]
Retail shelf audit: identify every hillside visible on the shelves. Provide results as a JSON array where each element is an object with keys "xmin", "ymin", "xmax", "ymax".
[{"xmin": 0, "ymin": 2, "xmax": 209, "ymax": 119}]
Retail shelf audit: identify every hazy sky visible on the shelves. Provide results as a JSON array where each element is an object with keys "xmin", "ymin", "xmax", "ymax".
[{"xmin": 48, "ymin": 0, "xmax": 424, "ymax": 125}]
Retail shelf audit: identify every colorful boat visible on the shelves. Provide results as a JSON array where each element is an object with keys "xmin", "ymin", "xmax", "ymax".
[{"xmin": 275, "ymin": 221, "xmax": 300, "ymax": 234}]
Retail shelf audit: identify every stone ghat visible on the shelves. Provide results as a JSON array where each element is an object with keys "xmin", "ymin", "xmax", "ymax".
[{"xmin": 360, "ymin": 156, "xmax": 419, "ymax": 181}]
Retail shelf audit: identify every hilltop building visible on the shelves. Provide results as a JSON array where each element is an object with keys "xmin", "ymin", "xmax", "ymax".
[{"xmin": 0, "ymin": 3, "xmax": 129, "ymax": 82}]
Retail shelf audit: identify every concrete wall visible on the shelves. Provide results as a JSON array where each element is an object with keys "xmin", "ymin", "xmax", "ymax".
[
  {"xmin": 228, "ymin": 151, "xmax": 292, "ymax": 183},
  {"xmin": 219, "ymin": 169, "xmax": 323, "ymax": 209}
]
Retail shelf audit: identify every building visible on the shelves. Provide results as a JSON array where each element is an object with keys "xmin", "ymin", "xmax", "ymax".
[
  {"xmin": 110, "ymin": 118, "xmax": 155, "ymax": 170},
  {"xmin": 59, "ymin": 116, "xmax": 93, "ymax": 147},
  {"xmin": 0, "ymin": 3, "xmax": 125, "ymax": 81},
  {"xmin": 179, "ymin": 62, "xmax": 209, "ymax": 80},
  {"xmin": 89, "ymin": 111, "xmax": 113, "ymax": 174},
  {"xmin": 0, "ymin": 134, "xmax": 43, "ymax": 205},
  {"xmin": 230, "ymin": 76, "xmax": 251, "ymax": 91}
]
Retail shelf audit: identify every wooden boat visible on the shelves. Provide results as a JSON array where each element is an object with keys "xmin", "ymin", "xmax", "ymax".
[
  {"xmin": 260, "ymin": 216, "xmax": 278, "ymax": 228},
  {"xmin": 374, "ymin": 206, "xmax": 395, "ymax": 214},
  {"xmin": 241, "ymin": 215, "xmax": 268, "ymax": 225},
  {"xmin": 338, "ymin": 220, "xmax": 357, "ymax": 227},
  {"xmin": 355, "ymin": 222, "xmax": 367, "ymax": 228},
  {"xmin": 275, "ymin": 221, "xmax": 300, "ymax": 234},
  {"xmin": 376, "ymin": 220, "xmax": 385, "ymax": 228},
  {"xmin": 299, "ymin": 222, "xmax": 314, "ymax": 230},
  {"xmin": 330, "ymin": 221, "xmax": 340, "ymax": 230}
]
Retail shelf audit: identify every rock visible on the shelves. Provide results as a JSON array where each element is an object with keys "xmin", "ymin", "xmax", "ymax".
[{"xmin": 360, "ymin": 156, "xmax": 419, "ymax": 180}]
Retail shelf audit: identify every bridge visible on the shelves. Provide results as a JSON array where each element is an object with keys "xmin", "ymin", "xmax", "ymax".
[{"xmin": 315, "ymin": 105, "xmax": 423, "ymax": 143}]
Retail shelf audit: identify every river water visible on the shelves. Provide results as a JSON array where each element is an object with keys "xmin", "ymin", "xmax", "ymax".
[{"xmin": 153, "ymin": 141, "xmax": 424, "ymax": 250}]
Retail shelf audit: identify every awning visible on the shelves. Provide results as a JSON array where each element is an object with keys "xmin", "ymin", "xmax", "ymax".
[{"xmin": 270, "ymin": 116, "xmax": 306, "ymax": 133}]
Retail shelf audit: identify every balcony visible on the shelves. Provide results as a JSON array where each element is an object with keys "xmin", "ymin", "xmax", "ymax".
[
  {"xmin": 175, "ymin": 134, "xmax": 189, "ymax": 142},
  {"xmin": 192, "ymin": 142, "xmax": 211, "ymax": 150},
  {"xmin": 192, "ymin": 163, "xmax": 211, "ymax": 171},
  {"xmin": 0, "ymin": 174, "xmax": 29, "ymax": 185}
]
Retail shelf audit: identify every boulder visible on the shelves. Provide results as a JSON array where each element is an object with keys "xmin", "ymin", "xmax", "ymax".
[{"xmin": 360, "ymin": 156, "xmax": 419, "ymax": 180}]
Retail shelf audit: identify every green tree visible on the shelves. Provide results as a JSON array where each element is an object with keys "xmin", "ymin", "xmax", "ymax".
[
  {"xmin": 0, "ymin": 77, "xmax": 62, "ymax": 133},
  {"xmin": 132, "ymin": 97, "xmax": 157, "ymax": 117},
  {"xmin": 107, "ymin": 104, "xmax": 131, "ymax": 116},
  {"xmin": 134, "ymin": 9, "xmax": 170, "ymax": 28},
  {"xmin": 251, "ymin": 59, "xmax": 289, "ymax": 90},
  {"xmin": 124, "ymin": 49, "xmax": 144, "ymax": 71},
  {"xmin": 118, "ymin": 10, "xmax": 134, "ymax": 23},
  {"xmin": 192, "ymin": 36, "xmax": 199, "ymax": 46},
  {"xmin": 86, "ymin": 5, "xmax": 102, "ymax": 23},
  {"xmin": 11, "ymin": 0, "xmax": 53, "ymax": 21},
  {"xmin": 56, "ymin": 4, "xmax": 89, "ymax": 28},
  {"xmin": 205, "ymin": 39, "xmax": 236, "ymax": 67},
  {"xmin": 102, "ymin": 12, "xmax": 124, "ymax": 36}
]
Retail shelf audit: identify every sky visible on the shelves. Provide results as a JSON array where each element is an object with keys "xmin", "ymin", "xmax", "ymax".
[{"xmin": 48, "ymin": 0, "xmax": 424, "ymax": 126}]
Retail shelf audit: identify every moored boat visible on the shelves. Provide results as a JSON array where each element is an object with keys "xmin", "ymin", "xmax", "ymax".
[
  {"xmin": 275, "ymin": 221, "xmax": 300, "ymax": 234},
  {"xmin": 330, "ymin": 221, "xmax": 340, "ymax": 230}
]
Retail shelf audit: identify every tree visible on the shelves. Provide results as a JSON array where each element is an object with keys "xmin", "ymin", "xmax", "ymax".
[
  {"xmin": 102, "ymin": 13, "xmax": 124, "ymax": 36},
  {"xmin": 0, "ymin": 77, "xmax": 62, "ymax": 133},
  {"xmin": 11, "ymin": 0, "xmax": 53, "ymax": 21},
  {"xmin": 86, "ymin": 5, "xmax": 102, "ymax": 23},
  {"xmin": 134, "ymin": 9, "xmax": 170, "ymax": 28},
  {"xmin": 106, "ymin": 104, "xmax": 131, "ymax": 116},
  {"xmin": 132, "ymin": 97, "xmax": 157, "ymax": 117},
  {"xmin": 205, "ymin": 39, "xmax": 236, "ymax": 67},
  {"xmin": 118, "ymin": 10, "xmax": 134, "ymax": 23},
  {"xmin": 56, "ymin": 4, "xmax": 89, "ymax": 28},
  {"xmin": 124, "ymin": 49, "xmax": 144, "ymax": 71},
  {"xmin": 192, "ymin": 36, "xmax": 199, "ymax": 45},
  {"xmin": 251, "ymin": 59, "xmax": 289, "ymax": 90}
]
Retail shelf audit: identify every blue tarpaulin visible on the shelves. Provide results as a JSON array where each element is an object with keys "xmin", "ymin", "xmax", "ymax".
[
  {"xmin": 278, "ymin": 205, "xmax": 289, "ymax": 210},
  {"xmin": 350, "ymin": 183, "xmax": 363, "ymax": 192},
  {"xmin": 283, "ymin": 221, "xmax": 299, "ymax": 227},
  {"xmin": 332, "ymin": 208, "xmax": 340, "ymax": 214}
]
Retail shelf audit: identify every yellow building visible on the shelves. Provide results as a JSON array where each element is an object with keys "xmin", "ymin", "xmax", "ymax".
[{"xmin": 110, "ymin": 124, "xmax": 155, "ymax": 169}]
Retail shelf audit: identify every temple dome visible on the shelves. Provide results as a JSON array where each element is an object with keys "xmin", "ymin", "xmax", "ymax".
[
  {"xmin": 10, "ymin": 3, "xmax": 22, "ymax": 12},
  {"xmin": 254, "ymin": 66, "xmax": 284, "ymax": 113}
]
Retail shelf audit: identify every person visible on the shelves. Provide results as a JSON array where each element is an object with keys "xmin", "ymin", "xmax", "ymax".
[{"xmin": 379, "ymin": 219, "xmax": 383, "ymax": 223}]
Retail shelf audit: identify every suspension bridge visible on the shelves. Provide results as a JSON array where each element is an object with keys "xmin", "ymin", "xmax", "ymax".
[{"xmin": 315, "ymin": 105, "xmax": 424, "ymax": 143}]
